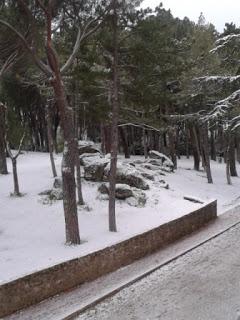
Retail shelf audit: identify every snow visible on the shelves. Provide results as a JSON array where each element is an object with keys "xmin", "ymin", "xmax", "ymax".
[
  {"xmin": 193, "ymin": 75, "xmax": 240, "ymax": 83},
  {"xmin": 210, "ymin": 34, "xmax": 240, "ymax": 54},
  {"xmin": 0, "ymin": 152, "xmax": 240, "ymax": 284}
]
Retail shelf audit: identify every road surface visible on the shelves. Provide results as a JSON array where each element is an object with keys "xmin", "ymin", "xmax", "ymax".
[{"xmin": 76, "ymin": 223, "xmax": 240, "ymax": 320}]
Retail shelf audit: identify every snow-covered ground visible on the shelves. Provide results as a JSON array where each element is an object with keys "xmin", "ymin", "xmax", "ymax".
[{"xmin": 0, "ymin": 152, "xmax": 239, "ymax": 284}]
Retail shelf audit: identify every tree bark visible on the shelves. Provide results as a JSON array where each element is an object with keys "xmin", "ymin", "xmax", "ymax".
[
  {"xmin": 143, "ymin": 128, "xmax": 148, "ymax": 159},
  {"xmin": 0, "ymin": 103, "xmax": 8, "ymax": 174},
  {"xmin": 185, "ymin": 126, "xmax": 190, "ymax": 159},
  {"xmin": 200, "ymin": 124, "xmax": 213, "ymax": 184},
  {"xmin": 210, "ymin": 129, "xmax": 216, "ymax": 161},
  {"xmin": 229, "ymin": 135, "xmax": 238, "ymax": 177},
  {"xmin": 100, "ymin": 123, "xmax": 106, "ymax": 154},
  {"xmin": 52, "ymin": 76, "xmax": 80, "ymax": 244},
  {"xmin": 46, "ymin": 103, "xmax": 57, "ymax": 178},
  {"xmin": 119, "ymin": 126, "xmax": 130, "ymax": 158},
  {"xmin": 225, "ymin": 132, "xmax": 232, "ymax": 185},
  {"xmin": 108, "ymin": 0, "xmax": 119, "ymax": 232},
  {"xmin": 168, "ymin": 128, "xmax": 177, "ymax": 169},
  {"xmin": 12, "ymin": 158, "xmax": 20, "ymax": 196},
  {"xmin": 236, "ymin": 134, "xmax": 240, "ymax": 164},
  {"xmin": 189, "ymin": 125, "xmax": 200, "ymax": 171}
]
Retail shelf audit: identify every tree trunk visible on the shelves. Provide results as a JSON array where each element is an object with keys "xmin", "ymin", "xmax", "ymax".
[
  {"xmin": 104, "ymin": 125, "xmax": 111, "ymax": 154},
  {"xmin": 0, "ymin": 103, "xmax": 8, "ymax": 174},
  {"xmin": 225, "ymin": 132, "xmax": 232, "ymax": 185},
  {"xmin": 46, "ymin": 103, "xmax": 57, "ymax": 177},
  {"xmin": 12, "ymin": 158, "xmax": 20, "ymax": 196},
  {"xmin": 210, "ymin": 129, "xmax": 216, "ymax": 161},
  {"xmin": 119, "ymin": 126, "xmax": 130, "ymax": 158},
  {"xmin": 200, "ymin": 124, "xmax": 213, "ymax": 184},
  {"xmin": 108, "ymin": 0, "xmax": 119, "ymax": 232},
  {"xmin": 168, "ymin": 129, "xmax": 177, "ymax": 169},
  {"xmin": 229, "ymin": 135, "xmax": 238, "ymax": 176},
  {"xmin": 51, "ymin": 68, "xmax": 80, "ymax": 245},
  {"xmin": 100, "ymin": 123, "xmax": 106, "ymax": 154},
  {"xmin": 189, "ymin": 125, "xmax": 200, "ymax": 171},
  {"xmin": 185, "ymin": 126, "xmax": 190, "ymax": 159},
  {"xmin": 236, "ymin": 134, "xmax": 240, "ymax": 164},
  {"xmin": 75, "ymin": 144, "xmax": 84, "ymax": 205},
  {"xmin": 73, "ymin": 81, "xmax": 84, "ymax": 206},
  {"xmin": 143, "ymin": 128, "xmax": 148, "ymax": 159}
]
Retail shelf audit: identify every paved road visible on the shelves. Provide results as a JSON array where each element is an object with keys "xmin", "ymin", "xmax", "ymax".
[{"xmin": 76, "ymin": 223, "xmax": 240, "ymax": 320}]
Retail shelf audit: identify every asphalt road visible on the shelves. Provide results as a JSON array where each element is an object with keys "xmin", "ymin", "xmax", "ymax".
[{"xmin": 76, "ymin": 223, "xmax": 240, "ymax": 320}]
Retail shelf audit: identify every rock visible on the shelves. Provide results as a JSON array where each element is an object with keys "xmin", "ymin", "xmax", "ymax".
[
  {"xmin": 98, "ymin": 183, "xmax": 108, "ymax": 194},
  {"xmin": 104, "ymin": 163, "xmax": 149, "ymax": 190},
  {"xmin": 159, "ymin": 180, "xmax": 169, "ymax": 189},
  {"xmin": 97, "ymin": 194, "xmax": 109, "ymax": 201},
  {"xmin": 50, "ymin": 188, "xmax": 63, "ymax": 200},
  {"xmin": 115, "ymin": 184, "xmax": 133, "ymax": 199},
  {"xmin": 53, "ymin": 177, "xmax": 62, "ymax": 189},
  {"xmin": 78, "ymin": 140, "xmax": 101, "ymax": 155},
  {"xmin": 80, "ymin": 153, "xmax": 102, "ymax": 166},
  {"xmin": 98, "ymin": 183, "xmax": 133, "ymax": 200},
  {"xmin": 138, "ymin": 168, "xmax": 155, "ymax": 181},
  {"xmin": 142, "ymin": 163, "xmax": 161, "ymax": 171},
  {"xmin": 126, "ymin": 197, "xmax": 138, "ymax": 207},
  {"xmin": 84, "ymin": 158, "xmax": 109, "ymax": 181},
  {"xmin": 140, "ymin": 163, "xmax": 166, "ymax": 176},
  {"xmin": 131, "ymin": 159, "xmax": 146, "ymax": 165},
  {"xmin": 126, "ymin": 188, "xmax": 147, "ymax": 207},
  {"xmin": 38, "ymin": 189, "xmax": 52, "ymax": 196},
  {"xmin": 148, "ymin": 150, "xmax": 174, "ymax": 171},
  {"xmin": 147, "ymin": 159, "xmax": 163, "ymax": 167}
]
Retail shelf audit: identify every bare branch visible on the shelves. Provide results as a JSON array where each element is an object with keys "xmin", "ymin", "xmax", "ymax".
[
  {"xmin": 60, "ymin": 5, "xmax": 111, "ymax": 74},
  {"xmin": 0, "ymin": 19, "xmax": 52, "ymax": 76},
  {"xmin": 0, "ymin": 52, "xmax": 18, "ymax": 78}
]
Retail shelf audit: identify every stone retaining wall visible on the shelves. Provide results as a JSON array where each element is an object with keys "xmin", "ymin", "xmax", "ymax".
[{"xmin": 0, "ymin": 200, "xmax": 217, "ymax": 318}]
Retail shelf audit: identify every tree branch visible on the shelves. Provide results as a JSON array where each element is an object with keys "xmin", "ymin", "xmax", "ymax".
[{"xmin": 0, "ymin": 19, "xmax": 52, "ymax": 76}]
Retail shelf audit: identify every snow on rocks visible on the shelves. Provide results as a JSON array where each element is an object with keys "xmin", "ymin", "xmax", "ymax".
[
  {"xmin": 103, "ymin": 163, "xmax": 150, "ymax": 190},
  {"xmin": 148, "ymin": 150, "xmax": 174, "ymax": 171},
  {"xmin": 78, "ymin": 140, "xmax": 101, "ymax": 155},
  {"xmin": 50, "ymin": 188, "xmax": 63, "ymax": 201},
  {"xmin": 98, "ymin": 183, "xmax": 147, "ymax": 207},
  {"xmin": 80, "ymin": 153, "xmax": 103, "ymax": 166},
  {"xmin": 98, "ymin": 183, "xmax": 133, "ymax": 200},
  {"xmin": 126, "ymin": 188, "xmax": 147, "ymax": 208},
  {"xmin": 84, "ymin": 158, "xmax": 109, "ymax": 181},
  {"xmin": 39, "ymin": 177, "xmax": 64, "ymax": 201}
]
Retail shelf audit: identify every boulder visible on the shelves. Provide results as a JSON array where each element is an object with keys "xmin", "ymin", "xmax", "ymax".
[
  {"xmin": 148, "ymin": 150, "xmax": 174, "ymax": 171},
  {"xmin": 147, "ymin": 159, "xmax": 163, "ymax": 167},
  {"xmin": 80, "ymin": 153, "xmax": 102, "ymax": 166},
  {"xmin": 50, "ymin": 188, "xmax": 63, "ymax": 200},
  {"xmin": 141, "ymin": 163, "xmax": 161, "ymax": 171},
  {"xmin": 38, "ymin": 189, "xmax": 52, "ymax": 196},
  {"xmin": 138, "ymin": 168, "xmax": 155, "ymax": 181},
  {"xmin": 98, "ymin": 183, "xmax": 109, "ymax": 194},
  {"xmin": 84, "ymin": 158, "xmax": 109, "ymax": 181},
  {"xmin": 139, "ymin": 163, "xmax": 166, "ymax": 176},
  {"xmin": 78, "ymin": 140, "xmax": 101, "ymax": 155},
  {"xmin": 98, "ymin": 183, "xmax": 133, "ymax": 200},
  {"xmin": 126, "ymin": 188, "xmax": 147, "ymax": 207},
  {"xmin": 159, "ymin": 180, "xmax": 169, "ymax": 189},
  {"xmin": 104, "ymin": 163, "xmax": 149, "ymax": 190}
]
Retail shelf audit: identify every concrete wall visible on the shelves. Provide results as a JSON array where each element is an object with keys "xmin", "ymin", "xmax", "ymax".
[{"xmin": 0, "ymin": 200, "xmax": 217, "ymax": 317}]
